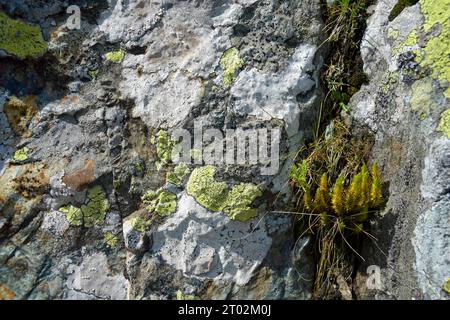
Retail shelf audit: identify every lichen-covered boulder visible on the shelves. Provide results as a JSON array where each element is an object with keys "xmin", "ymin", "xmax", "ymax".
[
  {"xmin": 349, "ymin": 0, "xmax": 450, "ymax": 299},
  {"xmin": 0, "ymin": 0, "xmax": 323, "ymax": 300}
]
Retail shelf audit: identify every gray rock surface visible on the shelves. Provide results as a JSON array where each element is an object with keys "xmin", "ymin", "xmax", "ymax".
[
  {"xmin": 0, "ymin": 0, "xmax": 322, "ymax": 300},
  {"xmin": 349, "ymin": 0, "xmax": 449, "ymax": 300}
]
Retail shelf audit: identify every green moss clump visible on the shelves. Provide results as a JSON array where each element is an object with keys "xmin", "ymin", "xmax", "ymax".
[
  {"xmin": 59, "ymin": 205, "xmax": 83, "ymax": 226},
  {"xmin": 166, "ymin": 163, "xmax": 191, "ymax": 186},
  {"xmin": 0, "ymin": 11, "xmax": 47, "ymax": 59},
  {"xmin": 105, "ymin": 49, "xmax": 125, "ymax": 63},
  {"xmin": 223, "ymin": 183, "xmax": 262, "ymax": 222},
  {"xmin": 12, "ymin": 147, "xmax": 30, "ymax": 162},
  {"xmin": 388, "ymin": 0, "xmax": 419, "ymax": 21},
  {"xmin": 104, "ymin": 232, "xmax": 118, "ymax": 248},
  {"xmin": 186, "ymin": 166, "xmax": 229, "ymax": 212},
  {"xmin": 59, "ymin": 185, "xmax": 109, "ymax": 227},
  {"xmin": 220, "ymin": 48, "xmax": 244, "ymax": 86},
  {"xmin": 186, "ymin": 166, "xmax": 261, "ymax": 221},
  {"xmin": 437, "ymin": 109, "xmax": 450, "ymax": 138},
  {"xmin": 142, "ymin": 188, "xmax": 177, "ymax": 216}
]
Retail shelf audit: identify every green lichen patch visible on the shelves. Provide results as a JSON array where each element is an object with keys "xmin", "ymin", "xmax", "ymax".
[
  {"xmin": 81, "ymin": 185, "xmax": 109, "ymax": 227},
  {"xmin": 220, "ymin": 48, "xmax": 244, "ymax": 86},
  {"xmin": 142, "ymin": 188, "xmax": 177, "ymax": 216},
  {"xmin": 437, "ymin": 109, "xmax": 450, "ymax": 138},
  {"xmin": 59, "ymin": 205, "xmax": 83, "ymax": 226},
  {"xmin": 223, "ymin": 183, "xmax": 262, "ymax": 222},
  {"xmin": 166, "ymin": 163, "xmax": 191, "ymax": 186},
  {"xmin": 131, "ymin": 216, "xmax": 146, "ymax": 232},
  {"xmin": 186, "ymin": 166, "xmax": 261, "ymax": 222},
  {"xmin": 156, "ymin": 130, "xmax": 176, "ymax": 164},
  {"xmin": 176, "ymin": 290, "xmax": 200, "ymax": 300},
  {"xmin": 104, "ymin": 232, "xmax": 119, "ymax": 248},
  {"xmin": 0, "ymin": 11, "xmax": 47, "ymax": 59},
  {"xmin": 186, "ymin": 166, "xmax": 229, "ymax": 212},
  {"xmin": 443, "ymin": 278, "xmax": 450, "ymax": 294},
  {"xmin": 12, "ymin": 147, "xmax": 30, "ymax": 162},
  {"xmin": 410, "ymin": 77, "xmax": 438, "ymax": 118},
  {"xmin": 419, "ymin": 0, "xmax": 450, "ymax": 98},
  {"xmin": 59, "ymin": 185, "xmax": 109, "ymax": 227},
  {"xmin": 105, "ymin": 49, "xmax": 125, "ymax": 63}
]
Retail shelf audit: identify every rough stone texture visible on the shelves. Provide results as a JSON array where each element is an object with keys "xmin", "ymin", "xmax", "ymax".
[
  {"xmin": 0, "ymin": 0, "xmax": 323, "ymax": 300},
  {"xmin": 350, "ymin": 0, "xmax": 449, "ymax": 300}
]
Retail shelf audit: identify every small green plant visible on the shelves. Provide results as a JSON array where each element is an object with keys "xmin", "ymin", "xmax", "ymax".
[
  {"xmin": 290, "ymin": 120, "xmax": 380, "ymax": 299},
  {"xmin": 296, "ymin": 164, "xmax": 383, "ymax": 298}
]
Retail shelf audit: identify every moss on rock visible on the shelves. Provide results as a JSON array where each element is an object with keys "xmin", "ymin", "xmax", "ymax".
[{"xmin": 0, "ymin": 11, "xmax": 47, "ymax": 59}]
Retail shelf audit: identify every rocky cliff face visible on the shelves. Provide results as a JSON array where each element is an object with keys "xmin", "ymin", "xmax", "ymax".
[
  {"xmin": 0, "ymin": 0, "xmax": 448, "ymax": 300},
  {"xmin": 350, "ymin": 0, "xmax": 449, "ymax": 300}
]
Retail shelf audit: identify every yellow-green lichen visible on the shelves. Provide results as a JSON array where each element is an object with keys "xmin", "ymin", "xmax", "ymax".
[
  {"xmin": 12, "ymin": 147, "xmax": 30, "ymax": 162},
  {"xmin": 104, "ymin": 232, "xmax": 118, "ymax": 248},
  {"xmin": 419, "ymin": 0, "xmax": 450, "ymax": 98},
  {"xmin": 156, "ymin": 130, "xmax": 176, "ymax": 164},
  {"xmin": 59, "ymin": 205, "xmax": 83, "ymax": 226},
  {"xmin": 186, "ymin": 166, "xmax": 229, "ymax": 212},
  {"xmin": 186, "ymin": 166, "xmax": 261, "ymax": 222},
  {"xmin": 437, "ymin": 109, "xmax": 450, "ymax": 137},
  {"xmin": 220, "ymin": 48, "xmax": 244, "ymax": 86},
  {"xmin": 443, "ymin": 278, "xmax": 450, "ymax": 294},
  {"xmin": 410, "ymin": 77, "xmax": 438, "ymax": 119},
  {"xmin": 105, "ymin": 49, "xmax": 125, "ymax": 63},
  {"xmin": 81, "ymin": 185, "xmax": 109, "ymax": 227},
  {"xmin": 131, "ymin": 216, "xmax": 146, "ymax": 232},
  {"xmin": 176, "ymin": 290, "xmax": 200, "ymax": 300},
  {"xmin": 59, "ymin": 185, "xmax": 109, "ymax": 227},
  {"xmin": 166, "ymin": 163, "xmax": 191, "ymax": 187},
  {"xmin": 142, "ymin": 188, "xmax": 177, "ymax": 216},
  {"xmin": 387, "ymin": 28, "xmax": 400, "ymax": 40},
  {"xmin": 0, "ymin": 11, "xmax": 47, "ymax": 59},
  {"xmin": 223, "ymin": 183, "xmax": 262, "ymax": 222}
]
